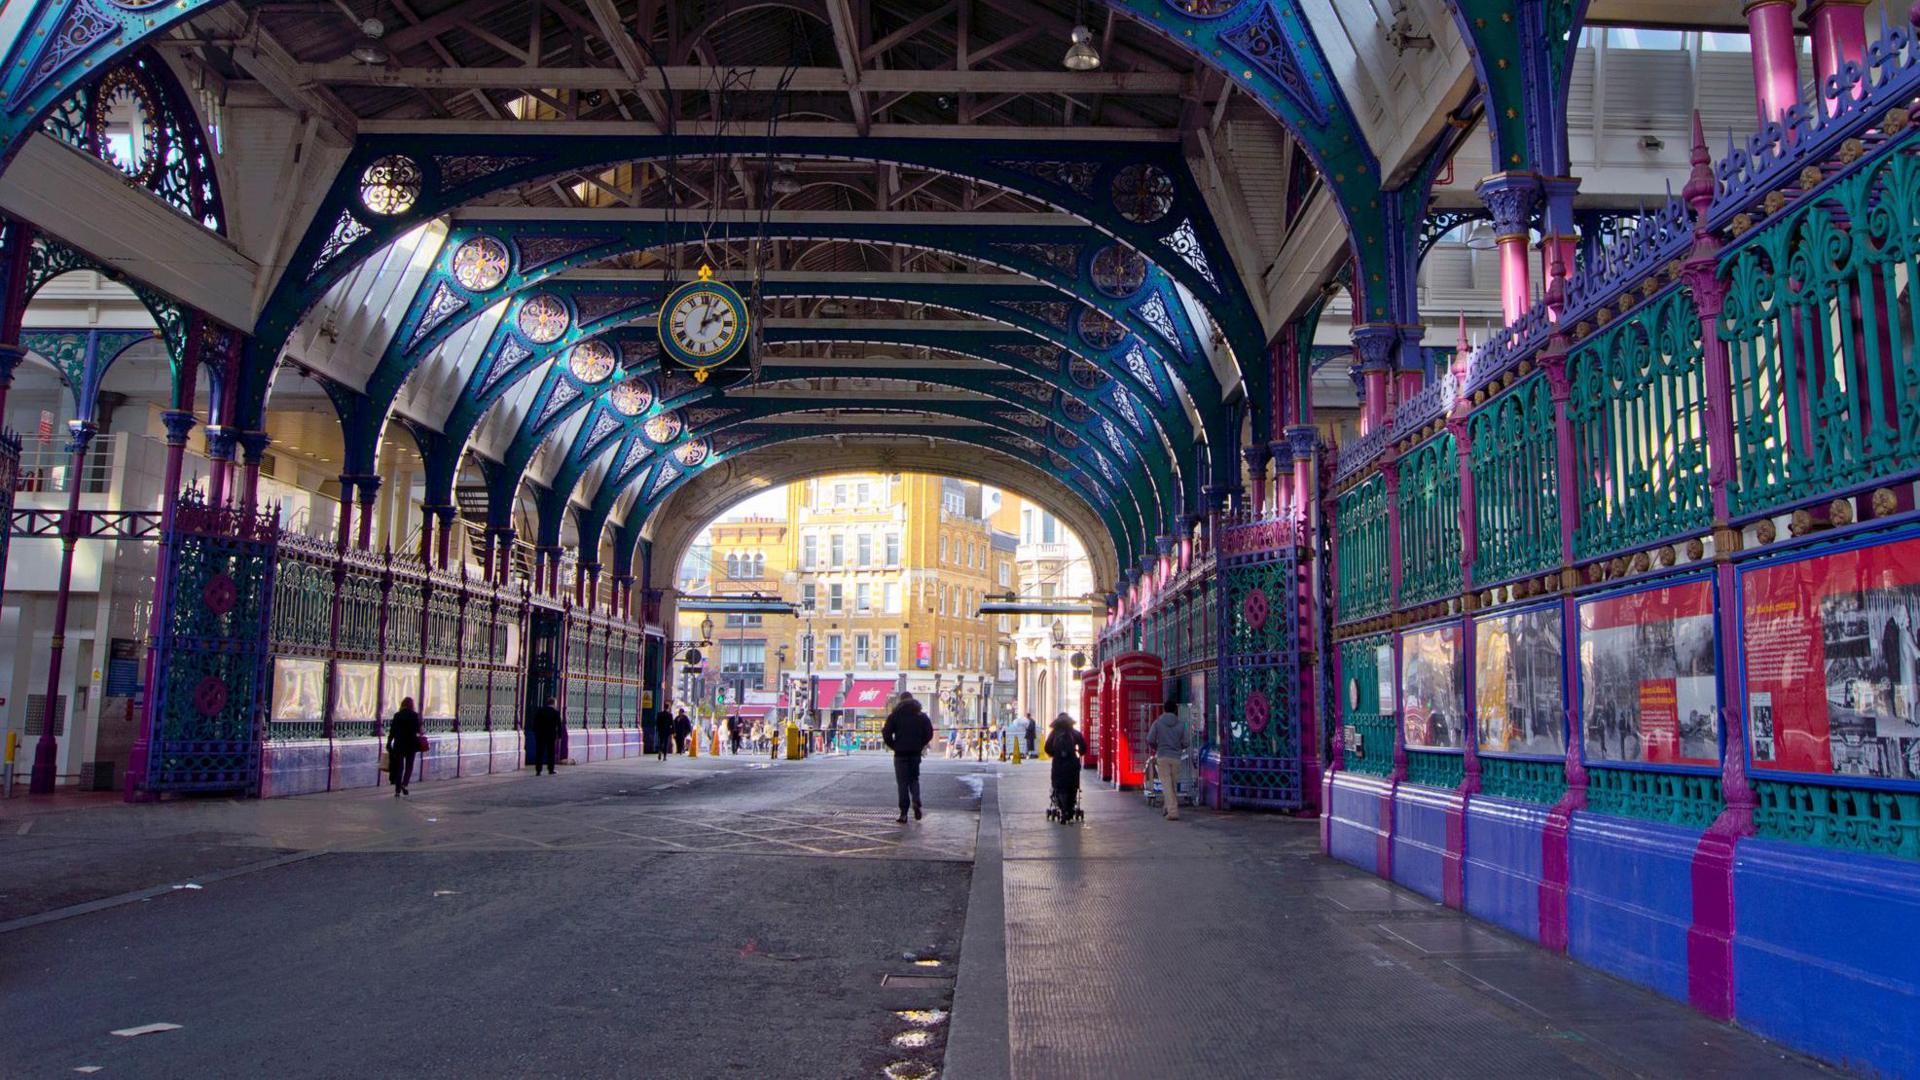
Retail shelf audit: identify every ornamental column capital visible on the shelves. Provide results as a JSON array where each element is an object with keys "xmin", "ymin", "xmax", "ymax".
[{"xmin": 1474, "ymin": 171, "xmax": 1542, "ymax": 238}]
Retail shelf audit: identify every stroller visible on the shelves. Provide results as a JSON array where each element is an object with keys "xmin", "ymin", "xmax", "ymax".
[
  {"xmin": 1046, "ymin": 780, "xmax": 1085, "ymax": 824},
  {"xmin": 1144, "ymin": 749, "xmax": 1199, "ymax": 810}
]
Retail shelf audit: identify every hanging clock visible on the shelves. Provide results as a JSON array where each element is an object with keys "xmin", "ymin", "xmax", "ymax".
[{"xmin": 658, "ymin": 264, "xmax": 750, "ymax": 381}]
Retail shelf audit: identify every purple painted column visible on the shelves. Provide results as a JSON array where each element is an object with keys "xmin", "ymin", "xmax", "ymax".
[
  {"xmin": 335, "ymin": 474, "xmax": 354, "ymax": 553},
  {"xmin": 204, "ymin": 426, "xmax": 235, "ymax": 507},
  {"xmin": 1536, "ymin": 324, "xmax": 1584, "ymax": 949},
  {"xmin": 1807, "ymin": 0, "xmax": 1869, "ymax": 98},
  {"xmin": 1679, "ymin": 110, "xmax": 1753, "ymax": 1021},
  {"xmin": 417, "ymin": 505, "xmax": 435, "ymax": 566},
  {"xmin": 125, "ymin": 409, "xmax": 196, "ymax": 800},
  {"xmin": 28, "ymin": 421, "xmax": 97, "ymax": 793},
  {"xmin": 435, "ymin": 506, "xmax": 454, "ymax": 570},
  {"xmin": 355, "ymin": 475, "xmax": 381, "ymax": 552},
  {"xmin": 1746, "ymin": 0, "xmax": 1803, "ymax": 125},
  {"xmin": 236, "ymin": 431, "xmax": 270, "ymax": 514},
  {"xmin": 1243, "ymin": 445, "xmax": 1270, "ymax": 517},
  {"xmin": 1539, "ymin": 177, "xmax": 1582, "ymax": 322},
  {"xmin": 1477, "ymin": 173, "xmax": 1541, "ymax": 326}
]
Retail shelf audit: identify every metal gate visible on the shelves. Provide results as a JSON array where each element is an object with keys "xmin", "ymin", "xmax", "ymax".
[
  {"xmin": 1219, "ymin": 526, "xmax": 1303, "ymax": 809},
  {"xmin": 139, "ymin": 494, "xmax": 278, "ymax": 794}
]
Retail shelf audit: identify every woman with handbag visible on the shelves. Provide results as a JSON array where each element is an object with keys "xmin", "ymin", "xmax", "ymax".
[{"xmin": 388, "ymin": 696, "xmax": 424, "ymax": 796}]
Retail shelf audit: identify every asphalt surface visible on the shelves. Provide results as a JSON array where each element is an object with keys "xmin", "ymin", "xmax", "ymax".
[{"xmin": 0, "ymin": 753, "xmax": 982, "ymax": 1079}]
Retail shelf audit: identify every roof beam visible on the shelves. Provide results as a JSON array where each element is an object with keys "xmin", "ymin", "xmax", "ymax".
[
  {"xmin": 861, "ymin": 2, "xmax": 957, "ymax": 63},
  {"xmin": 453, "ymin": 207, "xmax": 1082, "ymax": 224},
  {"xmin": 355, "ymin": 118, "xmax": 1178, "ymax": 140},
  {"xmin": 822, "ymin": 0, "xmax": 871, "ymax": 135},
  {"xmin": 290, "ymin": 63, "xmax": 1186, "ymax": 94},
  {"xmin": 576, "ymin": 0, "xmax": 672, "ymax": 125}
]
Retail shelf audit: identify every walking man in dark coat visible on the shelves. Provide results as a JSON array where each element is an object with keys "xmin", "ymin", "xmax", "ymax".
[
  {"xmin": 881, "ymin": 692, "xmax": 935, "ymax": 823},
  {"xmin": 673, "ymin": 709, "xmax": 692, "ymax": 754},
  {"xmin": 529, "ymin": 696, "xmax": 563, "ymax": 775},
  {"xmin": 652, "ymin": 708, "xmax": 674, "ymax": 761}
]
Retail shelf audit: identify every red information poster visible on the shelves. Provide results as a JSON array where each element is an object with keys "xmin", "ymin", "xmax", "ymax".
[
  {"xmin": 1742, "ymin": 535, "xmax": 1920, "ymax": 780},
  {"xmin": 1577, "ymin": 580, "xmax": 1718, "ymax": 766}
]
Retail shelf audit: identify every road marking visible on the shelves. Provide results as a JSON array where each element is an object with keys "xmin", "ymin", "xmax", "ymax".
[
  {"xmin": 0, "ymin": 851, "xmax": 328, "ymax": 936},
  {"xmin": 17, "ymin": 820, "xmax": 32, "ymax": 835},
  {"xmin": 110, "ymin": 1022, "xmax": 182, "ymax": 1037}
]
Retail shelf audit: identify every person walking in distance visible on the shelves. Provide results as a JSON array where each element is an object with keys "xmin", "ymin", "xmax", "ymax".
[
  {"xmin": 529, "ymin": 696, "xmax": 562, "ymax": 776},
  {"xmin": 652, "ymin": 707, "xmax": 674, "ymax": 761},
  {"xmin": 387, "ymin": 696, "xmax": 423, "ymax": 797},
  {"xmin": 1024, "ymin": 714, "xmax": 1038, "ymax": 757},
  {"xmin": 1145, "ymin": 703, "xmax": 1189, "ymax": 820},
  {"xmin": 672, "ymin": 708, "xmax": 692, "ymax": 754},
  {"xmin": 881, "ymin": 691, "xmax": 935, "ymax": 823}
]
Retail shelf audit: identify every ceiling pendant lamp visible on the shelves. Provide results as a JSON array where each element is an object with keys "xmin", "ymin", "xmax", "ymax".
[{"xmin": 1063, "ymin": 24, "xmax": 1101, "ymax": 71}]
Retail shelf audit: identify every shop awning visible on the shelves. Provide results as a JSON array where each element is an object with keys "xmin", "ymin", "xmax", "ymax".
[{"xmin": 841, "ymin": 679, "xmax": 896, "ymax": 711}]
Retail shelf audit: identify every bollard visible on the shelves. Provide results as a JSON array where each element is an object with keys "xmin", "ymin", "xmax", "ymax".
[
  {"xmin": 784, "ymin": 722, "xmax": 805, "ymax": 760},
  {"xmin": 1010, "ymin": 739, "xmax": 1022, "ymax": 764}
]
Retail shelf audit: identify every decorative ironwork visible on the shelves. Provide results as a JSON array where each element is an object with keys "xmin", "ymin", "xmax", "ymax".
[
  {"xmin": 1334, "ymin": 474, "xmax": 1389, "ymax": 622},
  {"xmin": 1123, "ymin": 343, "xmax": 1163, "ymax": 403},
  {"xmin": 1338, "ymin": 635, "xmax": 1394, "ymax": 776},
  {"xmin": 536, "ymin": 380, "xmax": 580, "ymax": 426},
  {"xmin": 1586, "ymin": 767, "xmax": 1723, "ymax": 829},
  {"xmin": 1111, "ymin": 163, "xmax": 1175, "ymax": 225},
  {"xmin": 406, "ymin": 282, "xmax": 467, "ymax": 351},
  {"xmin": 992, "ymin": 242, "xmax": 1080, "ymax": 275},
  {"xmin": 616, "ymin": 439, "xmax": 652, "ymax": 477},
  {"xmin": 1397, "ymin": 434, "xmax": 1461, "ymax": 606},
  {"xmin": 643, "ymin": 412, "xmax": 682, "ymax": 443},
  {"xmin": 998, "ymin": 299, "xmax": 1071, "ymax": 331},
  {"xmin": 1133, "ymin": 292, "xmax": 1180, "ymax": 348},
  {"xmin": 12, "ymin": 0, "xmax": 118, "ymax": 109},
  {"xmin": 433, "ymin": 153, "xmax": 537, "ymax": 191},
  {"xmin": 1100, "ymin": 417, "xmax": 1127, "ymax": 455},
  {"xmin": 1754, "ymin": 780, "xmax": 1920, "ymax": 861},
  {"xmin": 479, "ymin": 338, "xmax": 532, "ymax": 395},
  {"xmin": 573, "ymin": 291, "xmax": 647, "ymax": 326},
  {"xmin": 609, "ymin": 377, "xmax": 652, "ymax": 416},
  {"xmin": 1078, "ymin": 308, "xmax": 1127, "ymax": 350},
  {"xmin": 514, "ymin": 234, "xmax": 607, "ymax": 272},
  {"xmin": 1111, "ymin": 386, "xmax": 1143, "ymax": 435},
  {"xmin": 359, "ymin": 155, "xmax": 422, "ymax": 215},
  {"xmin": 673, "ymin": 439, "xmax": 709, "ymax": 467},
  {"xmin": 451, "ymin": 235, "xmax": 510, "ymax": 291},
  {"xmin": 992, "ymin": 159, "xmax": 1099, "ymax": 198},
  {"xmin": 648, "ymin": 461, "xmax": 680, "ymax": 497},
  {"xmin": 40, "ymin": 51, "xmax": 223, "ymax": 230},
  {"xmin": 1567, "ymin": 284, "xmax": 1710, "ymax": 559},
  {"xmin": 582, "ymin": 411, "xmax": 621, "ymax": 450},
  {"xmin": 1218, "ymin": 2, "xmax": 1328, "ymax": 125},
  {"xmin": 311, "ymin": 211, "xmax": 371, "ymax": 278},
  {"xmin": 1091, "ymin": 244, "xmax": 1149, "ymax": 297},
  {"xmin": 140, "ymin": 493, "xmax": 278, "ymax": 795},
  {"xmin": 1479, "ymin": 757, "xmax": 1569, "ymax": 805},
  {"xmin": 1405, "ymin": 750, "xmax": 1465, "ymax": 790},
  {"xmin": 568, "ymin": 339, "xmax": 616, "ymax": 384},
  {"xmin": 1158, "ymin": 219, "xmax": 1218, "ymax": 289},
  {"xmin": 517, "ymin": 294, "xmax": 570, "ymax": 343},
  {"xmin": 1469, "ymin": 375, "xmax": 1560, "ymax": 585}
]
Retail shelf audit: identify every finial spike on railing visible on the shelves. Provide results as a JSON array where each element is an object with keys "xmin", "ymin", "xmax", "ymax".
[{"xmin": 1683, "ymin": 110, "xmax": 1715, "ymax": 222}]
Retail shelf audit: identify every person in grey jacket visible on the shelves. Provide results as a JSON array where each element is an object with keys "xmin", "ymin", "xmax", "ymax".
[{"xmin": 1145, "ymin": 704, "xmax": 1189, "ymax": 820}]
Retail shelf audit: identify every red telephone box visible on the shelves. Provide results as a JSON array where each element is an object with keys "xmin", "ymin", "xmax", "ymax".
[
  {"xmin": 1097, "ymin": 660, "xmax": 1118, "ymax": 783},
  {"xmin": 1079, "ymin": 667, "xmax": 1102, "ymax": 771},
  {"xmin": 1107, "ymin": 652, "xmax": 1164, "ymax": 789}
]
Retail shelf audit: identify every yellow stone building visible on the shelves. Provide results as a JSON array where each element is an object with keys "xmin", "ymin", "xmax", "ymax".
[{"xmin": 675, "ymin": 473, "xmax": 1019, "ymax": 734}]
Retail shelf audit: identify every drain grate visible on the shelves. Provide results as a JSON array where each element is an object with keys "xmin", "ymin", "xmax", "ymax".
[{"xmin": 881, "ymin": 973, "xmax": 955, "ymax": 989}]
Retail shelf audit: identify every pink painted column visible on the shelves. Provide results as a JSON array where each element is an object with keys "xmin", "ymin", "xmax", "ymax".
[
  {"xmin": 1746, "ymin": 0, "xmax": 1803, "ymax": 125},
  {"xmin": 1243, "ymin": 446, "xmax": 1270, "ymax": 516},
  {"xmin": 125, "ymin": 409, "xmax": 196, "ymax": 800},
  {"xmin": 1807, "ymin": 0, "xmax": 1869, "ymax": 98},
  {"xmin": 28, "ymin": 422, "xmax": 96, "ymax": 793},
  {"xmin": 1476, "ymin": 174, "xmax": 1540, "ymax": 326}
]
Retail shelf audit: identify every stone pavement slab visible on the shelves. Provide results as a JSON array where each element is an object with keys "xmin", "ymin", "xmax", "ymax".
[{"xmin": 981, "ymin": 764, "xmax": 1838, "ymax": 1080}]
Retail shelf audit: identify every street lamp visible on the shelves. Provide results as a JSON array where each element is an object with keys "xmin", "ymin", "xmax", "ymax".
[{"xmin": 699, "ymin": 615, "xmax": 714, "ymax": 643}]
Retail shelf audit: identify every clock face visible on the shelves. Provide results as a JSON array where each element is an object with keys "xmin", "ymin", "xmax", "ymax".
[{"xmin": 668, "ymin": 288, "xmax": 741, "ymax": 358}]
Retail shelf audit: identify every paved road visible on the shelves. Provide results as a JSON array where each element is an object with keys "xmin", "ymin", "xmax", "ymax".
[
  {"xmin": 1, "ymin": 755, "xmax": 1844, "ymax": 1079},
  {"xmin": 1, "ymin": 754, "xmax": 982, "ymax": 1079}
]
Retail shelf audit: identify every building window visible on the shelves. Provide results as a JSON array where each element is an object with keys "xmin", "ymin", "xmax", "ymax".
[
  {"xmin": 802, "ymin": 535, "xmax": 817, "ymax": 568},
  {"xmin": 998, "ymin": 614, "xmax": 1010, "ymax": 632},
  {"xmin": 854, "ymin": 633, "xmax": 871, "ymax": 666},
  {"xmin": 1042, "ymin": 514, "xmax": 1057, "ymax": 543},
  {"xmin": 801, "ymin": 634, "xmax": 815, "ymax": 665},
  {"xmin": 856, "ymin": 583, "xmax": 871, "ymax": 611},
  {"xmin": 857, "ymin": 533, "xmax": 872, "ymax": 566},
  {"xmin": 939, "ymin": 635, "xmax": 947, "ymax": 666},
  {"xmin": 885, "ymin": 532, "xmax": 900, "ymax": 564},
  {"xmin": 883, "ymin": 632, "xmax": 900, "ymax": 666},
  {"xmin": 939, "ymin": 534, "xmax": 948, "ymax": 562},
  {"xmin": 829, "ymin": 583, "xmax": 844, "ymax": 613},
  {"xmin": 939, "ymin": 586, "xmax": 947, "ymax": 615},
  {"xmin": 944, "ymin": 490, "xmax": 965, "ymax": 515},
  {"xmin": 834, "ymin": 483, "xmax": 848, "ymax": 505},
  {"xmin": 998, "ymin": 561, "xmax": 1010, "ymax": 587},
  {"xmin": 724, "ymin": 613, "xmax": 763, "ymax": 627},
  {"xmin": 802, "ymin": 583, "xmax": 816, "ymax": 611},
  {"xmin": 827, "ymin": 634, "xmax": 842, "ymax": 666},
  {"xmin": 830, "ymin": 534, "xmax": 844, "ymax": 566},
  {"xmin": 856, "ymin": 482, "xmax": 871, "ymax": 504},
  {"xmin": 1022, "ymin": 507, "xmax": 1034, "ymax": 543},
  {"xmin": 884, "ymin": 582, "xmax": 899, "ymax": 613}
]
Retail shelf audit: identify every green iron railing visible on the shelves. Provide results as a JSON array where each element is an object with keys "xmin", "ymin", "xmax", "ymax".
[
  {"xmin": 1568, "ymin": 285, "xmax": 1712, "ymax": 560},
  {"xmin": 1338, "ymin": 635, "xmax": 1394, "ymax": 776},
  {"xmin": 1478, "ymin": 757, "xmax": 1568, "ymax": 805},
  {"xmin": 1586, "ymin": 767, "xmax": 1723, "ymax": 830},
  {"xmin": 1469, "ymin": 374, "xmax": 1561, "ymax": 584},
  {"xmin": 1405, "ymin": 749, "xmax": 1464, "ymax": 790},
  {"xmin": 1754, "ymin": 780, "xmax": 1920, "ymax": 861},
  {"xmin": 1720, "ymin": 138, "xmax": 1920, "ymax": 517},
  {"xmin": 1396, "ymin": 433, "xmax": 1462, "ymax": 605},
  {"xmin": 1334, "ymin": 474, "xmax": 1390, "ymax": 623}
]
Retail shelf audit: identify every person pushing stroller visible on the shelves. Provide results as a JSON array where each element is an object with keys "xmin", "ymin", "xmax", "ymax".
[{"xmin": 1043, "ymin": 712, "xmax": 1087, "ymax": 823}]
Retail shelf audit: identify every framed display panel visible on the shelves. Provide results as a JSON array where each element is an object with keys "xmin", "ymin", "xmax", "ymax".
[
  {"xmin": 334, "ymin": 661, "xmax": 381, "ymax": 722},
  {"xmin": 270, "ymin": 657, "xmax": 326, "ymax": 723},
  {"xmin": 1576, "ymin": 576, "xmax": 1720, "ymax": 768},
  {"xmin": 1474, "ymin": 603, "xmax": 1566, "ymax": 758},
  {"xmin": 1400, "ymin": 621, "xmax": 1465, "ymax": 750},
  {"xmin": 384, "ymin": 665, "xmax": 421, "ymax": 716},
  {"xmin": 1740, "ymin": 530, "xmax": 1920, "ymax": 786},
  {"xmin": 422, "ymin": 666, "xmax": 458, "ymax": 720}
]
